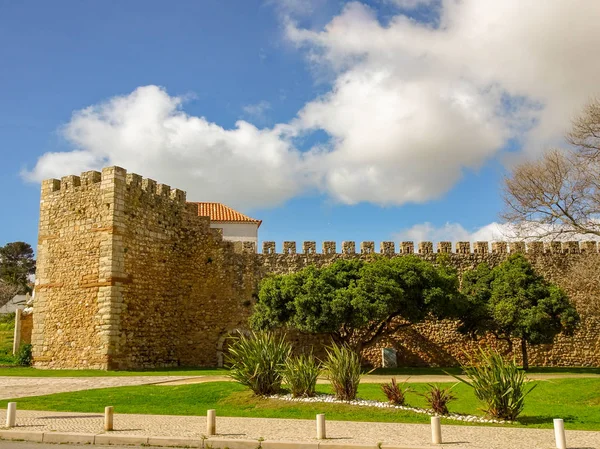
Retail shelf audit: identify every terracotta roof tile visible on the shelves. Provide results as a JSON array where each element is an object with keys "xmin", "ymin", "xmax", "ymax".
[{"xmin": 188, "ymin": 202, "xmax": 262, "ymax": 228}]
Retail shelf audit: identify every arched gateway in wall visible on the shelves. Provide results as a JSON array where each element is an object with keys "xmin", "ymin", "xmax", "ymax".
[{"xmin": 216, "ymin": 328, "xmax": 250, "ymax": 367}]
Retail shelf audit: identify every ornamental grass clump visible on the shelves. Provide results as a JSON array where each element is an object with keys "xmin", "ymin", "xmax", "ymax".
[
  {"xmin": 423, "ymin": 383, "xmax": 456, "ymax": 415},
  {"xmin": 323, "ymin": 344, "xmax": 361, "ymax": 401},
  {"xmin": 381, "ymin": 377, "xmax": 411, "ymax": 406},
  {"xmin": 453, "ymin": 348, "xmax": 535, "ymax": 421},
  {"xmin": 225, "ymin": 331, "xmax": 291, "ymax": 396},
  {"xmin": 282, "ymin": 353, "xmax": 321, "ymax": 398}
]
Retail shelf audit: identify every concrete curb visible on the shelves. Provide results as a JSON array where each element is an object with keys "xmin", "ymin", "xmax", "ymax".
[{"xmin": 0, "ymin": 430, "xmax": 435, "ymax": 448}]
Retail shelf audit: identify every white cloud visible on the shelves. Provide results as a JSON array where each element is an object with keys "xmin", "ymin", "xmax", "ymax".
[
  {"xmin": 25, "ymin": 86, "xmax": 306, "ymax": 210},
  {"xmin": 242, "ymin": 101, "xmax": 272, "ymax": 124},
  {"xmin": 25, "ymin": 1, "xmax": 600, "ymax": 210},
  {"xmin": 386, "ymin": 0, "xmax": 438, "ymax": 10},
  {"xmin": 266, "ymin": 0, "xmax": 329, "ymax": 19},
  {"xmin": 394, "ymin": 221, "xmax": 600, "ymax": 243},
  {"xmin": 393, "ymin": 222, "xmax": 515, "ymax": 243},
  {"xmin": 286, "ymin": 0, "xmax": 600, "ymax": 201}
]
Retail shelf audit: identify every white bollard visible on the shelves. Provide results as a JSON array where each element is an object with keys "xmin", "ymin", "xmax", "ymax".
[
  {"xmin": 6, "ymin": 402, "xmax": 16, "ymax": 428},
  {"xmin": 316, "ymin": 414, "xmax": 326, "ymax": 440},
  {"xmin": 431, "ymin": 416, "xmax": 442, "ymax": 444},
  {"xmin": 207, "ymin": 409, "xmax": 216, "ymax": 436},
  {"xmin": 554, "ymin": 418, "xmax": 566, "ymax": 449},
  {"xmin": 104, "ymin": 406, "xmax": 114, "ymax": 431}
]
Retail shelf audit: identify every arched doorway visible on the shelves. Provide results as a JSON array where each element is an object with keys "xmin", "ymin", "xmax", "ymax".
[{"xmin": 216, "ymin": 328, "xmax": 250, "ymax": 367}]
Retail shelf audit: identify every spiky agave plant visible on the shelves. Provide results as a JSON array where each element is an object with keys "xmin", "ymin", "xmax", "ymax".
[
  {"xmin": 225, "ymin": 331, "xmax": 291, "ymax": 396},
  {"xmin": 282, "ymin": 353, "xmax": 321, "ymax": 397},
  {"xmin": 452, "ymin": 348, "xmax": 536, "ymax": 420},
  {"xmin": 323, "ymin": 344, "xmax": 362, "ymax": 401}
]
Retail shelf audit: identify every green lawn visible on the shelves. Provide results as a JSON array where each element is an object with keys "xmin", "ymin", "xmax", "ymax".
[
  {"xmin": 2, "ymin": 379, "xmax": 598, "ymax": 431},
  {"xmin": 0, "ymin": 319, "xmax": 15, "ymax": 366}
]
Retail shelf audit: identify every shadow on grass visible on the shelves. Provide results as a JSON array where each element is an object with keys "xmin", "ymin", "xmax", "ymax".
[
  {"xmin": 516, "ymin": 414, "xmax": 579, "ymax": 426},
  {"xmin": 370, "ymin": 367, "xmax": 463, "ymax": 376}
]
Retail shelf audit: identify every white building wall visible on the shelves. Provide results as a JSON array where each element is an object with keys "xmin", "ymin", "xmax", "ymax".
[
  {"xmin": 0, "ymin": 294, "xmax": 28, "ymax": 314},
  {"xmin": 210, "ymin": 222, "xmax": 258, "ymax": 244}
]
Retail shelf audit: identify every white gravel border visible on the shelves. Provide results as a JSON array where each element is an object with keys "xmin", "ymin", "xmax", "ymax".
[{"xmin": 267, "ymin": 393, "xmax": 508, "ymax": 424}]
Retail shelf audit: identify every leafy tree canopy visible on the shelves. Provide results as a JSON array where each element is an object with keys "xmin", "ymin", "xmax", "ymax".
[
  {"xmin": 0, "ymin": 241, "xmax": 36, "ymax": 293},
  {"xmin": 250, "ymin": 255, "xmax": 463, "ymax": 350},
  {"xmin": 460, "ymin": 253, "xmax": 579, "ymax": 369}
]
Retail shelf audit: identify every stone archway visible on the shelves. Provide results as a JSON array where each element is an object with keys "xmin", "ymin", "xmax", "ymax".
[{"xmin": 216, "ymin": 328, "xmax": 250, "ymax": 367}]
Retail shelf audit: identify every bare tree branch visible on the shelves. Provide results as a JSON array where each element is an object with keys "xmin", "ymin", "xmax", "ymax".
[
  {"xmin": 502, "ymin": 99, "xmax": 600, "ymax": 239},
  {"xmin": 0, "ymin": 281, "xmax": 22, "ymax": 309}
]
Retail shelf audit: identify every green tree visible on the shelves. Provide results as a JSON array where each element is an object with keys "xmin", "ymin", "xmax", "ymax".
[
  {"xmin": 460, "ymin": 254, "xmax": 580, "ymax": 370},
  {"xmin": 251, "ymin": 255, "xmax": 463, "ymax": 351},
  {"xmin": 0, "ymin": 241, "xmax": 36, "ymax": 293}
]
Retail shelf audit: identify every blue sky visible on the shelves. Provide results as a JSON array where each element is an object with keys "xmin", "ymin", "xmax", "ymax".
[{"xmin": 1, "ymin": 0, "xmax": 598, "ymax": 251}]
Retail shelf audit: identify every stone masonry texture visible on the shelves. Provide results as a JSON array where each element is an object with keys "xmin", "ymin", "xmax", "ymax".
[
  {"xmin": 20, "ymin": 313, "xmax": 32, "ymax": 345},
  {"xmin": 32, "ymin": 166, "xmax": 600, "ymax": 369}
]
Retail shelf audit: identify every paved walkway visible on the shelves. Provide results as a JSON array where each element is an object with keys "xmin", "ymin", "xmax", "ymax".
[
  {"xmin": 0, "ymin": 410, "xmax": 598, "ymax": 449},
  {"xmin": 0, "ymin": 376, "xmax": 195, "ymax": 400}
]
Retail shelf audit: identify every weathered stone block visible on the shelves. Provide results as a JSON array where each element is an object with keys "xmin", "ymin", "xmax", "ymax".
[
  {"xmin": 492, "ymin": 241, "xmax": 507, "ymax": 253},
  {"xmin": 81, "ymin": 171, "xmax": 102, "ymax": 185},
  {"xmin": 418, "ymin": 241, "xmax": 433, "ymax": 254},
  {"xmin": 361, "ymin": 241, "xmax": 375, "ymax": 254},
  {"xmin": 437, "ymin": 241, "xmax": 452, "ymax": 253},
  {"xmin": 126, "ymin": 173, "xmax": 142, "ymax": 187},
  {"xmin": 283, "ymin": 241, "xmax": 296, "ymax": 254},
  {"xmin": 323, "ymin": 241, "xmax": 336, "ymax": 254},
  {"xmin": 474, "ymin": 241, "xmax": 489, "ymax": 254},
  {"xmin": 242, "ymin": 242, "xmax": 256, "ymax": 253},
  {"xmin": 547, "ymin": 241, "xmax": 562, "ymax": 253},
  {"xmin": 262, "ymin": 241, "xmax": 275, "ymax": 254},
  {"xmin": 510, "ymin": 241, "xmax": 525, "ymax": 253},
  {"xmin": 342, "ymin": 241, "xmax": 356, "ymax": 254},
  {"xmin": 303, "ymin": 241, "xmax": 316, "ymax": 254},
  {"xmin": 61, "ymin": 175, "xmax": 81, "ymax": 190},
  {"xmin": 401, "ymin": 241, "xmax": 414, "ymax": 254},
  {"xmin": 563, "ymin": 241, "xmax": 580, "ymax": 253},
  {"xmin": 527, "ymin": 241, "xmax": 544, "ymax": 254},
  {"xmin": 380, "ymin": 241, "xmax": 395, "ymax": 255},
  {"xmin": 141, "ymin": 178, "xmax": 157, "ymax": 194},
  {"xmin": 456, "ymin": 241, "xmax": 470, "ymax": 254},
  {"xmin": 581, "ymin": 241, "xmax": 598, "ymax": 253}
]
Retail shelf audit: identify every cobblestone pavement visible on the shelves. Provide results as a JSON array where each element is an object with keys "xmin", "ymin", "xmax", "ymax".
[
  {"xmin": 0, "ymin": 410, "xmax": 598, "ymax": 449},
  {"xmin": 0, "ymin": 376, "xmax": 197, "ymax": 400}
]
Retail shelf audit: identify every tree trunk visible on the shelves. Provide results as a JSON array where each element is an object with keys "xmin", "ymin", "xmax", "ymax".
[{"xmin": 521, "ymin": 337, "xmax": 529, "ymax": 371}]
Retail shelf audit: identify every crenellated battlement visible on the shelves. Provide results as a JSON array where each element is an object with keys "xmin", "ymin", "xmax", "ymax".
[
  {"xmin": 40, "ymin": 166, "xmax": 187, "ymax": 205},
  {"xmin": 32, "ymin": 164, "xmax": 600, "ymax": 370},
  {"xmin": 259, "ymin": 240, "xmax": 599, "ymax": 255}
]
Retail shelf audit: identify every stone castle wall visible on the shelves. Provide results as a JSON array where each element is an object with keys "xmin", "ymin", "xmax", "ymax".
[
  {"xmin": 32, "ymin": 167, "xmax": 600, "ymax": 369},
  {"xmin": 256, "ymin": 245, "xmax": 600, "ymax": 367},
  {"xmin": 20, "ymin": 313, "xmax": 33, "ymax": 345},
  {"xmin": 33, "ymin": 167, "xmax": 258, "ymax": 369},
  {"xmin": 113, "ymin": 169, "xmax": 259, "ymax": 369}
]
